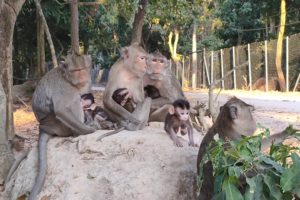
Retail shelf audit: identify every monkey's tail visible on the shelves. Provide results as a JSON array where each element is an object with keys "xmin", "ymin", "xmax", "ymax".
[
  {"xmin": 28, "ymin": 132, "xmax": 52, "ymax": 200},
  {"xmin": 96, "ymin": 127, "xmax": 125, "ymax": 141}
]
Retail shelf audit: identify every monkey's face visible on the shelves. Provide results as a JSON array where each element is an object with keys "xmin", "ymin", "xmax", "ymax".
[
  {"xmin": 81, "ymin": 98, "xmax": 93, "ymax": 110},
  {"xmin": 69, "ymin": 67, "xmax": 91, "ymax": 87},
  {"xmin": 176, "ymin": 107, "xmax": 190, "ymax": 121},
  {"xmin": 122, "ymin": 45, "xmax": 148, "ymax": 78},
  {"xmin": 147, "ymin": 56, "xmax": 170, "ymax": 80},
  {"xmin": 63, "ymin": 54, "xmax": 92, "ymax": 89}
]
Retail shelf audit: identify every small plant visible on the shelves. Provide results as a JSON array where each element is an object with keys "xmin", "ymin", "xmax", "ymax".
[{"xmin": 197, "ymin": 126, "xmax": 300, "ymax": 200}]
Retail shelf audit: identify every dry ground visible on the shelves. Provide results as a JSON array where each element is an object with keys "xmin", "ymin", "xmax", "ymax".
[{"xmin": 13, "ymin": 89, "xmax": 300, "ymax": 150}]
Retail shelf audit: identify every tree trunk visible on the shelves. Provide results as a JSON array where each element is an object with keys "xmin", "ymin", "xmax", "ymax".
[
  {"xmin": 0, "ymin": 0, "xmax": 26, "ymax": 185},
  {"xmin": 34, "ymin": 0, "xmax": 58, "ymax": 68},
  {"xmin": 70, "ymin": 0, "xmax": 80, "ymax": 55},
  {"xmin": 168, "ymin": 29, "xmax": 180, "ymax": 62},
  {"xmin": 36, "ymin": 9, "xmax": 46, "ymax": 77},
  {"xmin": 131, "ymin": 0, "xmax": 148, "ymax": 45},
  {"xmin": 192, "ymin": 23, "xmax": 197, "ymax": 90},
  {"xmin": 275, "ymin": 0, "xmax": 286, "ymax": 91}
]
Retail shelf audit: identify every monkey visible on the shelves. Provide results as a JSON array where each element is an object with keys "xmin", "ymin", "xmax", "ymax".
[
  {"xmin": 112, "ymin": 88, "xmax": 136, "ymax": 113},
  {"xmin": 81, "ymin": 93, "xmax": 114, "ymax": 130},
  {"xmin": 144, "ymin": 85, "xmax": 161, "ymax": 99},
  {"xmin": 103, "ymin": 43, "xmax": 151, "ymax": 131},
  {"xmin": 28, "ymin": 54, "xmax": 96, "ymax": 200},
  {"xmin": 143, "ymin": 50, "xmax": 186, "ymax": 122},
  {"xmin": 164, "ymin": 99, "xmax": 197, "ymax": 147},
  {"xmin": 196, "ymin": 97, "xmax": 293, "ymax": 199}
]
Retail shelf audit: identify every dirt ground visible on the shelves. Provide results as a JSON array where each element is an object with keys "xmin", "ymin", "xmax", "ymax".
[{"xmin": 13, "ymin": 89, "xmax": 300, "ymax": 150}]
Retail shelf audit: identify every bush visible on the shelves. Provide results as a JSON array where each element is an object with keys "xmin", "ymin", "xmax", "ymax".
[{"xmin": 197, "ymin": 126, "xmax": 300, "ymax": 200}]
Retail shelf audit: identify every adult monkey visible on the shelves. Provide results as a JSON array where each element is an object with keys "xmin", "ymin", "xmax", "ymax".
[
  {"xmin": 29, "ymin": 54, "xmax": 96, "ymax": 200},
  {"xmin": 197, "ymin": 97, "xmax": 292, "ymax": 199},
  {"xmin": 144, "ymin": 50, "xmax": 185, "ymax": 122},
  {"xmin": 103, "ymin": 43, "xmax": 151, "ymax": 131}
]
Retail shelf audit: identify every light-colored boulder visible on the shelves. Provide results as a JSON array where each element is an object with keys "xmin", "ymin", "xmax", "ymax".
[{"xmin": 2, "ymin": 126, "xmax": 202, "ymax": 200}]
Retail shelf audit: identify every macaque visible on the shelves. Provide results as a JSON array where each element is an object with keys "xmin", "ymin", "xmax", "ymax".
[
  {"xmin": 144, "ymin": 50, "xmax": 185, "ymax": 122},
  {"xmin": 197, "ymin": 97, "xmax": 292, "ymax": 199},
  {"xmin": 144, "ymin": 85, "xmax": 161, "ymax": 99},
  {"xmin": 164, "ymin": 99, "xmax": 196, "ymax": 147},
  {"xmin": 81, "ymin": 93, "xmax": 114, "ymax": 129},
  {"xmin": 112, "ymin": 88, "xmax": 136, "ymax": 113},
  {"xmin": 103, "ymin": 43, "xmax": 151, "ymax": 131},
  {"xmin": 28, "ymin": 54, "xmax": 96, "ymax": 200}
]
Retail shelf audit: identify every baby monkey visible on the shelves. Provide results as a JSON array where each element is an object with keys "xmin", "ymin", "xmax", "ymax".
[
  {"xmin": 81, "ymin": 93, "xmax": 114, "ymax": 129},
  {"xmin": 112, "ymin": 88, "xmax": 136, "ymax": 113},
  {"xmin": 164, "ymin": 99, "xmax": 197, "ymax": 147}
]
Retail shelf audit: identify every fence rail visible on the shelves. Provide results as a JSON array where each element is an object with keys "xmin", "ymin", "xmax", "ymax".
[{"xmin": 173, "ymin": 33, "xmax": 300, "ymax": 92}]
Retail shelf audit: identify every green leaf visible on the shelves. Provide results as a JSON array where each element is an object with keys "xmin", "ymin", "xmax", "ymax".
[
  {"xmin": 244, "ymin": 175, "xmax": 263, "ymax": 200},
  {"xmin": 223, "ymin": 178, "xmax": 244, "ymax": 200},
  {"xmin": 280, "ymin": 154, "xmax": 300, "ymax": 192},
  {"xmin": 260, "ymin": 157, "xmax": 284, "ymax": 173},
  {"xmin": 262, "ymin": 174, "xmax": 282, "ymax": 200},
  {"xmin": 212, "ymin": 192, "xmax": 226, "ymax": 200}
]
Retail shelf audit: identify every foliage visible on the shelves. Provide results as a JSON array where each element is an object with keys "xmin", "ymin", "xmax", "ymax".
[{"xmin": 198, "ymin": 126, "xmax": 300, "ymax": 199}]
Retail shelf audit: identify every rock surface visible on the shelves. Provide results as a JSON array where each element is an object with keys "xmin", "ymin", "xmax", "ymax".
[{"xmin": 2, "ymin": 125, "xmax": 202, "ymax": 200}]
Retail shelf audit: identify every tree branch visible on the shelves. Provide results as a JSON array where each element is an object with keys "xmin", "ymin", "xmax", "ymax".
[{"xmin": 34, "ymin": 0, "xmax": 58, "ymax": 68}]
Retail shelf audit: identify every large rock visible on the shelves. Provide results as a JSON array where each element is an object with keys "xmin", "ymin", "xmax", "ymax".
[{"xmin": 2, "ymin": 126, "xmax": 202, "ymax": 200}]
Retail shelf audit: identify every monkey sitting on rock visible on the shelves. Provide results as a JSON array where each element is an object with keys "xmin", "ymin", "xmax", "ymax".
[{"xmin": 164, "ymin": 99, "xmax": 197, "ymax": 147}]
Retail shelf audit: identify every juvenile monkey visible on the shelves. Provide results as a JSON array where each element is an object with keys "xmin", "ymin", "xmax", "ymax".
[
  {"xmin": 112, "ymin": 88, "xmax": 136, "ymax": 113},
  {"xmin": 81, "ymin": 93, "xmax": 114, "ymax": 129},
  {"xmin": 164, "ymin": 99, "xmax": 196, "ymax": 147}
]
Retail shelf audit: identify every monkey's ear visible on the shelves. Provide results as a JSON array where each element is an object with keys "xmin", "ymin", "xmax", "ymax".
[
  {"xmin": 229, "ymin": 105, "xmax": 238, "ymax": 119},
  {"xmin": 120, "ymin": 47, "xmax": 129, "ymax": 59},
  {"xmin": 59, "ymin": 61, "xmax": 68, "ymax": 70},
  {"xmin": 168, "ymin": 106, "xmax": 175, "ymax": 115}
]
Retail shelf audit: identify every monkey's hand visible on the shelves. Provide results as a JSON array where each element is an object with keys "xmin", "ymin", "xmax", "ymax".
[
  {"xmin": 173, "ymin": 139, "xmax": 183, "ymax": 147},
  {"xmin": 188, "ymin": 142, "xmax": 198, "ymax": 147}
]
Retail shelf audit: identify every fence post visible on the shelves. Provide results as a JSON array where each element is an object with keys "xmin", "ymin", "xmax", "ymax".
[
  {"xmin": 248, "ymin": 44, "xmax": 252, "ymax": 91},
  {"xmin": 233, "ymin": 46, "xmax": 237, "ymax": 90},
  {"xmin": 265, "ymin": 40, "xmax": 268, "ymax": 92},
  {"xmin": 203, "ymin": 48, "xmax": 211, "ymax": 86},
  {"xmin": 220, "ymin": 49, "xmax": 224, "ymax": 89},
  {"xmin": 286, "ymin": 36, "xmax": 289, "ymax": 92},
  {"xmin": 211, "ymin": 51, "xmax": 214, "ymax": 84}
]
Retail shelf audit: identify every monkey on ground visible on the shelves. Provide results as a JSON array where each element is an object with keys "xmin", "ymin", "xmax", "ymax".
[
  {"xmin": 111, "ymin": 88, "xmax": 136, "ymax": 113},
  {"xmin": 143, "ymin": 50, "xmax": 186, "ymax": 122},
  {"xmin": 164, "ymin": 99, "xmax": 197, "ymax": 147},
  {"xmin": 103, "ymin": 43, "xmax": 151, "ymax": 131},
  {"xmin": 28, "ymin": 54, "xmax": 96, "ymax": 200},
  {"xmin": 81, "ymin": 93, "xmax": 114, "ymax": 130},
  {"xmin": 197, "ymin": 97, "xmax": 292, "ymax": 199}
]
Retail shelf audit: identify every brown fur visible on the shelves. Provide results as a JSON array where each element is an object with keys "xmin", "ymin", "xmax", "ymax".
[
  {"xmin": 112, "ymin": 88, "xmax": 136, "ymax": 113},
  {"xmin": 164, "ymin": 99, "xmax": 196, "ymax": 147},
  {"xmin": 103, "ymin": 43, "xmax": 151, "ymax": 131},
  {"xmin": 144, "ymin": 51, "xmax": 185, "ymax": 122},
  {"xmin": 28, "ymin": 54, "xmax": 95, "ymax": 200},
  {"xmin": 197, "ymin": 97, "xmax": 291, "ymax": 199}
]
